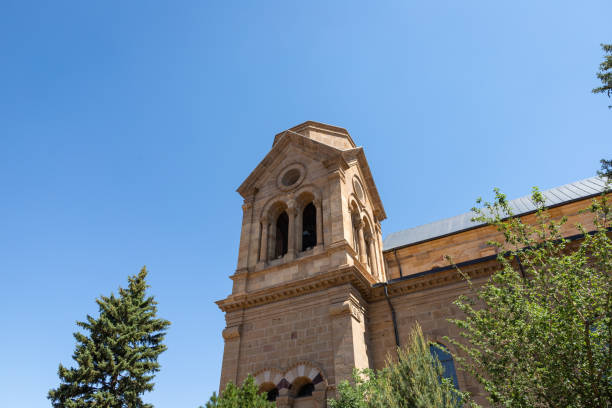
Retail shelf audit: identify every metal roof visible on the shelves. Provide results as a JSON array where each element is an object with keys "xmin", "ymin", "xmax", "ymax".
[{"xmin": 383, "ymin": 176, "xmax": 608, "ymax": 251}]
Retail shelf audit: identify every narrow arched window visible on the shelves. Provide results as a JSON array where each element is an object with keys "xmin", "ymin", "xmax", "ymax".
[
  {"xmin": 365, "ymin": 235, "xmax": 373, "ymax": 269},
  {"xmin": 275, "ymin": 212, "xmax": 288, "ymax": 258},
  {"xmin": 430, "ymin": 344, "xmax": 459, "ymax": 389},
  {"xmin": 302, "ymin": 202, "xmax": 317, "ymax": 251},
  {"xmin": 352, "ymin": 214, "xmax": 360, "ymax": 255},
  {"xmin": 296, "ymin": 382, "xmax": 314, "ymax": 398}
]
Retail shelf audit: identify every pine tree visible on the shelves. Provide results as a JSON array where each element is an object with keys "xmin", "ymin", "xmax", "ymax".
[
  {"xmin": 202, "ymin": 375, "xmax": 274, "ymax": 408},
  {"xmin": 329, "ymin": 324, "xmax": 469, "ymax": 408},
  {"xmin": 593, "ymin": 43, "xmax": 612, "ymax": 108},
  {"xmin": 48, "ymin": 267, "xmax": 171, "ymax": 408}
]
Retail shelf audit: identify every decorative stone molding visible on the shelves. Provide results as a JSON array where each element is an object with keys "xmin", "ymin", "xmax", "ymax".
[
  {"xmin": 221, "ymin": 326, "xmax": 240, "ymax": 341},
  {"xmin": 220, "ymin": 257, "xmax": 501, "ymax": 314},
  {"xmin": 253, "ymin": 361, "xmax": 327, "ymax": 390},
  {"xmin": 329, "ymin": 294, "xmax": 365, "ymax": 322},
  {"xmin": 217, "ymin": 265, "xmax": 375, "ymax": 313}
]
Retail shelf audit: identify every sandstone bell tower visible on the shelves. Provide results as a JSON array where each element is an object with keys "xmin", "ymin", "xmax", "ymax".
[{"xmin": 217, "ymin": 121, "xmax": 386, "ymax": 407}]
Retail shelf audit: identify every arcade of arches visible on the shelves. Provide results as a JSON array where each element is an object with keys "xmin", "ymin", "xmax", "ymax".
[{"xmin": 216, "ymin": 121, "xmax": 604, "ymax": 407}]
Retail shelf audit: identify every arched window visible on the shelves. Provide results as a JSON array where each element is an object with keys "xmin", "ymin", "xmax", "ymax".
[
  {"xmin": 351, "ymin": 213, "xmax": 360, "ymax": 255},
  {"xmin": 292, "ymin": 377, "xmax": 315, "ymax": 398},
  {"xmin": 296, "ymin": 382, "xmax": 314, "ymax": 397},
  {"xmin": 266, "ymin": 388, "xmax": 279, "ymax": 402},
  {"xmin": 302, "ymin": 202, "xmax": 317, "ymax": 251},
  {"xmin": 365, "ymin": 235, "xmax": 373, "ymax": 270},
  {"xmin": 259, "ymin": 382, "xmax": 279, "ymax": 402},
  {"xmin": 275, "ymin": 211, "xmax": 288, "ymax": 258},
  {"xmin": 430, "ymin": 344, "xmax": 459, "ymax": 389}
]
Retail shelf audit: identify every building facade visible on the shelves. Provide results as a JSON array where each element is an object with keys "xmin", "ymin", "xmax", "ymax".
[{"xmin": 216, "ymin": 121, "xmax": 607, "ymax": 407}]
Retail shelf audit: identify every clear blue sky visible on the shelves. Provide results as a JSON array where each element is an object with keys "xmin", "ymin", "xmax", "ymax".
[{"xmin": 0, "ymin": 1, "xmax": 610, "ymax": 407}]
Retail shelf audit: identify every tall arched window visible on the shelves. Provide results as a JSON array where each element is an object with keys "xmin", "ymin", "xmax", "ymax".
[
  {"xmin": 302, "ymin": 202, "xmax": 317, "ymax": 251},
  {"xmin": 275, "ymin": 211, "xmax": 288, "ymax": 258},
  {"xmin": 351, "ymin": 213, "xmax": 360, "ymax": 255},
  {"xmin": 430, "ymin": 344, "xmax": 459, "ymax": 390}
]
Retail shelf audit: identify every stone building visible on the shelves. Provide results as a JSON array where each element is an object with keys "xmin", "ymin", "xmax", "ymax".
[{"xmin": 215, "ymin": 121, "xmax": 607, "ymax": 407}]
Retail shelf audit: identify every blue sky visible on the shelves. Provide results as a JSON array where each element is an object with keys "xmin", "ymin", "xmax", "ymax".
[{"xmin": 0, "ymin": 1, "xmax": 610, "ymax": 407}]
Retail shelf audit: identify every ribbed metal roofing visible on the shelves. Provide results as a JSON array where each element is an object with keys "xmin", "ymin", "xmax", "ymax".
[{"xmin": 383, "ymin": 176, "xmax": 608, "ymax": 251}]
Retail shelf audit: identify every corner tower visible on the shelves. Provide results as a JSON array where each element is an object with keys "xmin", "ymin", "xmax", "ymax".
[{"xmin": 216, "ymin": 121, "xmax": 386, "ymax": 407}]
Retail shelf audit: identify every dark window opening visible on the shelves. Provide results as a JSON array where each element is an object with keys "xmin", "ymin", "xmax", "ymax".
[
  {"xmin": 275, "ymin": 212, "xmax": 288, "ymax": 258},
  {"xmin": 302, "ymin": 203, "xmax": 317, "ymax": 251},
  {"xmin": 296, "ymin": 382, "xmax": 314, "ymax": 398},
  {"xmin": 430, "ymin": 344, "xmax": 459, "ymax": 390},
  {"xmin": 266, "ymin": 388, "xmax": 279, "ymax": 402}
]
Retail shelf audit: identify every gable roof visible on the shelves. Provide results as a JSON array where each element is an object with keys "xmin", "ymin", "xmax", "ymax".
[
  {"xmin": 237, "ymin": 123, "xmax": 387, "ymax": 220},
  {"xmin": 383, "ymin": 176, "xmax": 608, "ymax": 251}
]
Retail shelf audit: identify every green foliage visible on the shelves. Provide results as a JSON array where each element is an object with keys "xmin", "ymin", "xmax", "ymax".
[
  {"xmin": 329, "ymin": 324, "xmax": 469, "ymax": 408},
  {"xmin": 48, "ymin": 267, "xmax": 171, "ymax": 408},
  {"xmin": 593, "ymin": 43, "xmax": 612, "ymax": 108},
  {"xmin": 446, "ymin": 182, "xmax": 612, "ymax": 407},
  {"xmin": 598, "ymin": 158, "xmax": 612, "ymax": 181},
  {"xmin": 202, "ymin": 375, "xmax": 274, "ymax": 408}
]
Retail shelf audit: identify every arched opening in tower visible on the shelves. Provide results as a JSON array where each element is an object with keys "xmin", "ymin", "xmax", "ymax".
[
  {"xmin": 275, "ymin": 211, "xmax": 289, "ymax": 258},
  {"xmin": 302, "ymin": 202, "xmax": 317, "ymax": 251}
]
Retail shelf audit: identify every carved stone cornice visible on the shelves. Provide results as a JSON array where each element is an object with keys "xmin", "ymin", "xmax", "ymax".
[
  {"xmin": 217, "ymin": 265, "xmax": 375, "ymax": 313},
  {"xmin": 369, "ymin": 258, "xmax": 500, "ymax": 302},
  {"xmin": 219, "ymin": 255, "xmax": 502, "ymax": 313}
]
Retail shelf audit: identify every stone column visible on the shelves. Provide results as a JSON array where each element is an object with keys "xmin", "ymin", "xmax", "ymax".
[
  {"xmin": 315, "ymin": 199, "xmax": 323, "ymax": 247},
  {"xmin": 259, "ymin": 216, "xmax": 268, "ymax": 263},
  {"xmin": 357, "ymin": 220, "xmax": 368, "ymax": 265},
  {"xmin": 286, "ymin": 205, "xmax": 296, "ymax": 260},
  {"xmin": 295, "ymin": 205, "xmax": 303, "ymax": 253},
  {"xmin": 276, "ymin": 388, "xmax": 293, "ymax": 408},
  {"xmin": 368, "ymin": 234, "xmax": 378, "ymax": 278}
]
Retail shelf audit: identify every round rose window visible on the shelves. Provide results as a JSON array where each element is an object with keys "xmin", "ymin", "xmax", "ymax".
[{"xmin": 282, "ymin": 168, "xmax": 301, "ymax": 187}]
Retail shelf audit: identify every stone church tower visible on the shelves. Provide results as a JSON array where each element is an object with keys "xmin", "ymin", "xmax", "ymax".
[
  {"xmin": 216, "ymin": 121, "xmax": 386, "ymax": 407},
  {"xmin": 216, "ymin": 121, "xmax": 607, "ymax": 407}
]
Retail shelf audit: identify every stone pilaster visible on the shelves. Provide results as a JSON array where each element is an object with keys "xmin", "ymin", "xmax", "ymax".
[
  {"xmin": 219, "ymin": 312, "xmax": 243, "ymax": 392},
  {"xmin": 329, "ymin": 286, "xmax": 370, "ymax": 386},
  {"xmin": 259, "ymin": 216, "xmax": 269, "ymax": 264}
]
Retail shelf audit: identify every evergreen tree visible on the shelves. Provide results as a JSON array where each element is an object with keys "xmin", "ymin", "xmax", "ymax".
[
  {"xmin": 202, "ymin": 375, "xmax": 274, "ymax": 408},
  {"xmin": 48, "ymin": 267, "xmax": 171, "ymax": 408},
  {"xmin": 329, "ymin": 324, "xmax": 469, "ymax": 408},
  {"xmin": 593, "ymin": 43, "xmax": 612, "ymax": 108}
]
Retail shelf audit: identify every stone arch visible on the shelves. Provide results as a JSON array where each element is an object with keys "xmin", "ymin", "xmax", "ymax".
[
  {"xmin": 294, "ymin": 184, "xmax": 321, "ymax": 204},
  {"xmin": 262, "ymin": 199, "xmax": 289, "ymax": 222},
  {"xmin": 283, "ymin": 361, "xmax": 328, "ymax": 390},
  {"xmin": 253, "ymin": 367, "xmax": 284, "ymax": 402}
]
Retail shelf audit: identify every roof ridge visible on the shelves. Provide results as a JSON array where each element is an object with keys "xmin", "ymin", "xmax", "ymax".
[{"xmin": 383, "ymin": 176, "xmax": 607, "ymax": 251}]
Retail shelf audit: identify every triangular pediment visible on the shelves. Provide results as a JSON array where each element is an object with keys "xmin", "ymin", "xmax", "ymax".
[{"xmin": 237, "ymin": 132, "xmax": 347, "ymax": 198}]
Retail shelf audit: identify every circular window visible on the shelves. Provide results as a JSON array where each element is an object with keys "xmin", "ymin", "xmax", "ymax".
[
  {"xmin": 353, "ymin": 177, "xmax": 365, "ymax": 202},
  {"xmin": 282, "ymin": 168, "xmax": 301, "ymax": 187},
  {"xmin": 277, "ymin": 164, "xmax": 306, "ymax": 191}
]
